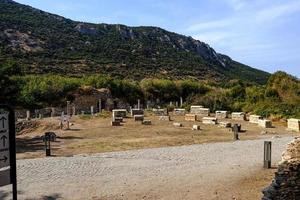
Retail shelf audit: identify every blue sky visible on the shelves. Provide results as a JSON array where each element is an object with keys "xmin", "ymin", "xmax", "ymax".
[{"xmin": 15, "ymin": 0, "xmax": 300, "ymax": 77}]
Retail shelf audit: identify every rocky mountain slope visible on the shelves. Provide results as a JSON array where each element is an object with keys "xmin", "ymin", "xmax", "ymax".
[{"xmin": 0, "ymin": 0, "xmax": 270, "ymax": 83}]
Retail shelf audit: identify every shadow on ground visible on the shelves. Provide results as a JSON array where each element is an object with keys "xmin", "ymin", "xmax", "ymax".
[
  {"xmin": 57, "ymin": 136, "xmax": 83, "ymax": 140},
  {"xmin": 16, "ymin": 137, "xmax": 45, "ymax": 153},
  {"xmin": 0, "ymin": 190, "xmax": 10, "ymax": 199},
  {"xmin": 40, "ymin": 193, "xmax": 62, "ymax": 200}
]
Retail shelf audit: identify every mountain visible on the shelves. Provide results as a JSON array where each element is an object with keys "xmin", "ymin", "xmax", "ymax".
[{"xmin": 0, "ymin": 0, "xmax": 270, "ymax": 83}]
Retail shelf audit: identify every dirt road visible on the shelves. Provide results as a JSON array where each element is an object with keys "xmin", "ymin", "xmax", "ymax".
[{"xmin": 0, "ymin": 136, "xmax": 293, "ymax": 200}]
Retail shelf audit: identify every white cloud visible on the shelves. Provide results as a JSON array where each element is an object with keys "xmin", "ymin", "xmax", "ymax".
[
  {"xmin": 193, "ymin": 32, "xmax": 231, "ymax": 44},
  {"xmin": 255, "ymin": 1, "xmax": 300, "ymax": 22},
  {"xmin": 225, "ymin": 0, "xmax": 247, "ymax": 10},
  {"xmin": 186, "ymin": 19, "xmax": 234, "ymax": 32},
  {"xmin": 185, "ymin": 0, "xmax": 300, "ymax": 48}
]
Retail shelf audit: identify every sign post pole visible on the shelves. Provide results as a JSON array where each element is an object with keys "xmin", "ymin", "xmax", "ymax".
[{"xmin": 0, "ymin": 105, "xmax": 17, "ymax": 200}]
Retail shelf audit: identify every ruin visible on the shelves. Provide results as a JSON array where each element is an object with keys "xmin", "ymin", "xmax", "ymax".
[
  {"xmin": 258, "ymin": 119, "xmax": 272, "ymax": 128},
  {"xmin": 190, "ymin": 106, "xmax": 210, "ymax": 117},
  {"xmin": 202, "ymin": 117, "xmax": 218, "ymax": 125},
  {"xmin": 173, "ymin": 122, "xmax": 182, "ymax": 127},
  {"xmin": 159, "ymin": 115, "xmax": 170, "ymax": 121},
  {"xmin": 153, "ymin": 108, "xmax": 166, "ymax": 116},
  {"xmin": 249, "ymin": 115, "xmax": 262, "ymax": 124},
  {"xmin": 231, "ymin": 112, "xmax": 245, "ymax": 121},
  {"xmin": 131, "ymin": 109, "xmax": 144, "ymax": 116},
  {"xmin": 173, "ymin": 108, "xmax": 186, "ymax": 116},
  {"xmin": 219, "ymin": 122, "xmax": 232, "ymax": 128},
  {"xmin": 134, "ymin": 115, "xmax": 144, "ymax": 121},
  {"xmin": 262, "ymin": 139, "xmax": 300, "ymax": 199},
  {"xmin": 72, "ymin": 86, "xmax": 113, "ymax": 113},
  {"xmin": 111, "ymin": 121, "xmax": 121, "ymax": 126},
  {"xmin": 142, "ymin": 120, "xmax": 151, "ymax": 125},
  {"xmin": 192, "ymin": 125, "xmax": 200, "ymax": 130},
  {"xmin": 113, "ymin": 117, "xmax": 123, "ymax": 123},
  {"xmin": 185, "ymin": 114, "xmax": 197, "ymax": 121},
  {"xmin": 287, "ymin": 118, "xmax": 300, "ymax": 132},
  {"xmin": 112, "ymin": 109, "xmax": 127, "ymax": 118},
  {"xmin": 215, "ymin": 111, "xmax": 229, "ymax": 119}
]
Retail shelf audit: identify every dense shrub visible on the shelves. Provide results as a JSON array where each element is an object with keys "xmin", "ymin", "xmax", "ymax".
[{"xmin": 1, "ymin": 70, "xmax": 299, "ymax": 119}]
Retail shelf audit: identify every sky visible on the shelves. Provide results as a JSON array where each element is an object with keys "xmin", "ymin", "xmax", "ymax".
[{"xmin": 14, "ymin": 0, "xmax": 300, "ymax": 77}]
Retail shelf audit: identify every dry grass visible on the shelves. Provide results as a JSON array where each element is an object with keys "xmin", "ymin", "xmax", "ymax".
[
  {"xmin": 211, "ymin": 168, "xmax": 277, "ymax": 200},
  {"xmin": 16, "ymin": 112, "xmax": 295, "ymax": 159}
]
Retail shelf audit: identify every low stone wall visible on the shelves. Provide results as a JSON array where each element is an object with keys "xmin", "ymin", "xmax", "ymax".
[{"xmin": 262, "ymin": 139, "xmax": 300, "ymax": 200}]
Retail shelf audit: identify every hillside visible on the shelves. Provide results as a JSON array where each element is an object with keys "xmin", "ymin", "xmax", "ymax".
[{"xmin": 0, "ymin": 0, "xmax": 270, "ymax": 83}]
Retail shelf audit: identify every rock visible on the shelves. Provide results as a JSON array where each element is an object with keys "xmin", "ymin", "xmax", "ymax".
[
  {"xmin": 173, "ymin": 122, "xmax": 182, "ymax": 127},
  {"xmin": 192, "ymin": 125, "xmax": 200, "ymax": 130}
]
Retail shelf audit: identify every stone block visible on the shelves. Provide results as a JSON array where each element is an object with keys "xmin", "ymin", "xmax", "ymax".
[
  {"xmin": 134, "ymin": 115, "xmax": 144, "ymax": 121},
  {"xmin": 287, "ymin": 119, "xmax": 300, "ymax": 132},
  {"xmin": 231, "ymin": 112, "xmax": 245, "ymax": 121},
  {"xmin": 113, "ymin": 117, "xmax": 123, "ymax": 122},
  {"xmin": 173, "ymin": 122, "xmax": 182, "ymax": 127},
  {"xmin": 112, "ymin": 109, "xmax": 127, "ymax": 118},
  {"xmin": 190, "ymin": 106, "xmax": 210, "ymax": 117},
  {"xmin": 192, "ymin": 125, "xmax": 200, "ymax": 130},
  {"xmin": 258, "ymin": 119, "xmax": 272, "ymax": 128},
  {"xmin": 153, "ymin": 108, "xmax": 166, "ymax": 116},
  {"xmin": 111, "ymin": 121, "xmax": 121, "ymax": 126},
  {"xmin": 131, "ymin": 109, "xmax": 144, "ymax": 116},
  {"xmin": 215, "ymin": 111, "xmax": 229, "ymax": 119},
  {"xmin": 185, "ymin": 114, "xmax": 197, "ymax": 121},
  {"xmin": 159, "ymin": 115, "xmax": 170, "ymax": 121},
  {"xmin": 173, "ymin": 108, "xmax": 186, "ymax": 115},
  {"xmin": 249, "ymin": 115, "xmax": 263, "ymax": 124},
  {"xmin": 142, "ymin": 120, "xmax": 151, "ymax": 125},
  {"xmin": 219, "ymin": 122, "xmax": 232, "ymax": 128},
  {"xmin": 202, "ymin": 117, "xmax": 217, "ymax": 125}
]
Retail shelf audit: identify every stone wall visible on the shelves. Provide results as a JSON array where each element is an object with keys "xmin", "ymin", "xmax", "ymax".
[{"xmin": 262, "ymin": 138, "xmax": 300, "ymax": 200}]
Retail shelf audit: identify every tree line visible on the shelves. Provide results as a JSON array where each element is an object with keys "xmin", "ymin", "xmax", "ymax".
[{"xmin": 1, "ymin": 61, "xmax": 299, "ymax": 119}]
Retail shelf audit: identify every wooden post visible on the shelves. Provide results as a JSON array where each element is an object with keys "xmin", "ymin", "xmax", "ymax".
[{"xmin": 264, "ymin": 141, "xmax": 272, "ymax": 169}]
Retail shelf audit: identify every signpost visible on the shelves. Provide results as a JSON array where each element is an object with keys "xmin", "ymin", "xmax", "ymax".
[{"xmin": 0, "ymin": 105, "xmax": 17, "ymax": 200}]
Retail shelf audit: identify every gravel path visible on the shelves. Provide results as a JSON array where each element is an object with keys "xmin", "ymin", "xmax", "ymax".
[{"xmin": 0, "ymin": 136, "xmax": 294, "ymax": 200}]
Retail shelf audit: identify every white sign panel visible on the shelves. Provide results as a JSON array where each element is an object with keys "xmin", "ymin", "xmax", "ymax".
[
  {"xmin": 0, "ymin": 113, "xmax": 9, "ymax": 132},
  {"xmin": 0, "ymin": 150, "xmax": 10, "ymax": 169},
  {"xmin": 0, "ymin": 168, "xmax": 11, "ymax": 187},
  {"xmin": 0, "ymin": 132, "xmax": 9, "ymax": 150}
]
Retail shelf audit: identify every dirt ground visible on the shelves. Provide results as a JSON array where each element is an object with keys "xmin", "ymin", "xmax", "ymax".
[
  {"xmin": 16, "ymin": 112, "xmax": 295, "ymax": 160},
  {"xmin": 12, "ymin": 112, "xmax": 296, "ymax": 200}
]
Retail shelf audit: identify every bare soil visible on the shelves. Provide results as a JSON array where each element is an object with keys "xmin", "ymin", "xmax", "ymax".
[{"xmin": 16, "ymin": 112, "xmax": 295, "ymax": 160}]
